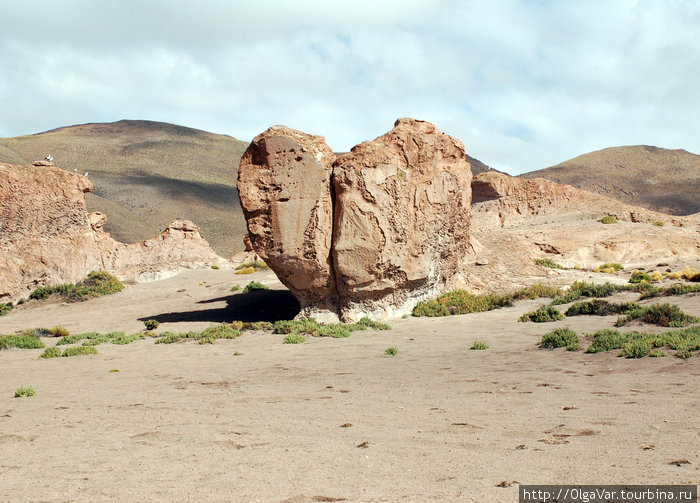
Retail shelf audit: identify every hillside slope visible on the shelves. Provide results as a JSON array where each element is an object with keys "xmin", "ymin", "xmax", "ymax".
[
  {"xmin": 0, "ymin": 120, "xmax": 249, "ymax": 255},
  {"xmin": 520, "ymin": 146, "xmax": 699, "ymax": 216}
]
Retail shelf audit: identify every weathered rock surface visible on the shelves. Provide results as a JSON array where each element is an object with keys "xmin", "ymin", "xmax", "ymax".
[
  {"xmin": 238, "ymin": 119, "xmax": 473, "ymax": 321},
  {"xmin": 0, "ymin": 162, "xmax": 226, "ymax": 302},
  {"xmin": 332, "ymin": 118, "xmax": 472, "ymax": 320},
  {"xmin": 238, "ymin": 126, "xmax": 339, "ymax": 320}
]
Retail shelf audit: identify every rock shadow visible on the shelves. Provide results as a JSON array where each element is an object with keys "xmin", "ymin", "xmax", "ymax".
[{"xmin": 138, "ymin": 290, "xmax": 301, "ymax": 324}]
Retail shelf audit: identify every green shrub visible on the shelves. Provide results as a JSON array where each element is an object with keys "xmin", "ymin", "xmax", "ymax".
[
  {"xmin": 144, "ymin": 319, "xmax": 160, "ymax": 331},
  {"xmin": 55, "ymin": 332, "xmax": 98, "ymax": 345},
  {"xmin": 241, "ymin": 321, "xmax": 274, "ymax": 331},
  {"xmin": 235, "ymin": 260, "xmax": 270, "ymax": 271},
  {"xmin": 28, "ymin": 271, "xmax": 124, "ymax": 302},
  {"xmin": 233, "ymin": 351, "xmax": 244, "ymax": 356},
  {"xmin": 39, "ymin": 347, "xmax": 62, "ymax": 358},
  {"xmin": 615, "ymin": 303, "xmax": 699, "ymax": 327},
  {"xmin": 470, "ymin": 340, "xmax": 489, "ymax": 350},
  {"xmin": 0, "ymin": 333, "xmax": 46, "ymax": 350},
  {"xmin": 639, "ymin": 283, "xmax": 700, "ymax": 300},
  {"xmin": 154, "ymin": 332, "xmax": 185, "ymax": 344},
  {"xmin": 110, "ymin": 332, "xmax": 144, "ymax": 345},
  {"xmin": 599, "ymin": 262, "xmax": 624, "ymax": 271},
  {"xmin": 244, "ymin": 281, "xmax": 269, "ymax": 293},
  {"xmin": 551, "ymin": 281, "xmax": 624, "ymax": 304},
  {"xmin": 519, "ymin": 306, "xmax": 565, "ymax": 323},
  {"xmin": 200, "ymin": 323, "xmax": 240, "ymax": 340},
  {"xmin": 272, "ymin": 317, "xmax": 383, "ymax": 339},
  {"xmin": 385, "ymin": 346, "xmax": 398, "ymax": 356},
  {"xmin": 629, "ymin": 271, "xmax": 652, "ymax": 283},
  {"xmin": 619, "ymin": 339, "xmax": 652, "ymax": 358},
  {"xmin": 565, "ymin": 300, "xmax": 640, "ymax": 317},
  {"xmin": 50, "ymin": 326, "xmax": 70, "ymax": 337},
  {"xmin": 599, "ymin": 215, "xmax": 617, "ymax": 224},
  {"xmin": 533, "ymin": 258, "xmax": 563, "ymax": 269},
  {"xmin": 62, "ymin": 346, "xmax": 98, "ymax": 357},
  {"xmin": 652, "ymin": 220, "xmax": 665, "ymax": 227},
  {"xmin": 109, "ymin": 368, "xmax": 120, "ymax": 372},
  {"xmin": 283, "ymin": 333, "xmax": 306, "ymax": 344},
  {"xmin": 586, "ymin": 329, "xmax": 630, "ymax": 353},
  {"xmin": 540, "ymin": 328, "xmax": 579, "ymax": 351},
  {"xmin": 234, "ymin": 267, "xmax": 255, "ymax": 275},
  {"xmin": 14, "ymin": 386, "xmax": 36, "ymax": 398},
  {"xmin": 0, "ymin": 303, "xmax": 13, "ymax": 316},
  {"xmin": 649, "ymin": 350, "xmax": 668, "ymax": 357},
  {"xmin": 511, "ymin": 284, "xmax": 564, "ymax": 300},
  {"xmin": 676, "ymin": 348, "xmax": 694, "ymax": 359},
  {"xmin": 211, "ymin": 264, "xmax": 220, "ymax": 270},
  {"xmin": 230, "ymin": 285, "xmax": 242, "ymax": 292}
]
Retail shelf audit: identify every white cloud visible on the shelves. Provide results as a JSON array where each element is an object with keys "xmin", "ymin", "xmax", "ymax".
[{"xmin": 0, "ymin": 0, "xmax": 698, "ymax": 174}]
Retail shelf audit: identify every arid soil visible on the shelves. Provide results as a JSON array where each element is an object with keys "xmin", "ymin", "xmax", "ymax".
[{"xmin": 1, "ymin": 267, "xmax": 698, "ymax": 503}]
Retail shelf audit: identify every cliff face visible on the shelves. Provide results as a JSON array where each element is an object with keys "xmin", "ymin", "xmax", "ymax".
[{"xmin": 0, "ymin": 162, "xmax": 226, "ymax": 302}]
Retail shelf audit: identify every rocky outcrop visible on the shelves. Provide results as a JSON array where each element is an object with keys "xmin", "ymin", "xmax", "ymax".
[
  {"xmin": 238, "ymin": 126, "xmax": 339, "ymax": 319},
  {"xmin": 332, "ymin": 119, "xmax": 472, "ymax": 320},
  {"xmin": 238, "ymin": 119, "xmax": 472, "ymax": 321},
  {"xmin": 0, "ymin": 162, "xmax": 226, "ymax": 302},
  {"xmin": 472, "ymin": 171, "xmax": 695, "ymax": 229}
]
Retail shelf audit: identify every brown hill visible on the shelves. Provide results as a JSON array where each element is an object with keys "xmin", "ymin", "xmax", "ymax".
[
  {"xmin": 520, "ymin": 145, "xmax": 700, "ymax": 216},
  {"xmin": 0, "ymin": 120, "xmax": 249, "ymax": 256}
]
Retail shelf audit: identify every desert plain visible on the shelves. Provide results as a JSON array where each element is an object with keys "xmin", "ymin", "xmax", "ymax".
[{"xmin": 1, "ymin": 263, "xmax": 698, "ymax": 503}]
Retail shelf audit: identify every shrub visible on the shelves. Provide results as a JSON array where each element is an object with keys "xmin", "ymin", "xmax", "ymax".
[
  {"xmin": 200, "ymin": 323, "xmax": 240, "ymax": 340},
  {"xmin": 385, "ymin": 346, "xmax": 398, "ymax": 355},
  {"xmin": 533, "ymin": 258, "xmax": 563, "ymax": 269},
  {"xmin": 565, "ymin": 300, "xmax": 639, "ymax": 317},
  {"xmin": 233, "ymin": 351, "xmax": 243, "ymax": 356},
  {"xmin": 551, "ymin": 281, "xmax": 625, "ymax": 305},
  {"xmin": 28, "ymin": 271, "xmax": 124, "ymax": 302},
  {"xmin": 511, "ymin": 284, "xmax": 563, "ymax": 300},
  {"xmin": 599, "ymin": 215, "xmax": 617, "ymax": 224},
  {"xmin": 629, "ymin": 270, "xmax": 652, "ymax": 283},
  {"xmin": 586, "ymin": 329, "xmax": 630, "ymax": 353},
  {"xmin": 235, "ymin": 260, "xmax": 270, "ymax": 271},
  {"xmin": 230, "ymin": 285, "xmax": 242, "ymax": 292},
  {"xmin": 652, "ymin": 220, "xmax": 665, "ymax": 227},
  {"xmin": 50, "ymin": 326, "xmax": 70, "ymax": 337},
  {"xmin": 0, "ymin": 333, "xmax": 46, "ymax": 350},
  {"xmin": 62, "ymin": 346, "xmax": 98, "ymax": 357},
  {"xmin": 470, "ymin": 340, "xmax": 489, "ymax": 350},
  {"xmin": 649, "ymin": 350, "xmax": 668, "ymax": 357},
  {"xmin": 540, "ymin": 329, "xmax": 579, "ymax": 351},
  {"xmin": 519, "ymin": 306, "xmax": 565, "ymax": 323},
  {"xmin": 211, "ymin": 265, "xmax": 220, "ymax": 270},
  {"xmin": 241, "ymin": 321, "xmax": 274, "ymax": 331},
  {"xmin": 234, "ymin": 267, "xmax": 255, "ymax": 275},
  {"xmin": 599, "ymin": 262, "xmax": 624, "ymax": 272},
  {"xmin": 14, "ymin": 386, "xmax": 36, "ymax": 398},
  {"xmin": 0, "ymin": 303, "xmax": 13, "ymax": 316},
  {"xmin": 110, "ymin": 333, "xmax": 144, "ymax": 345},
  {"xmin": 641, "ymin": 283, "xmax": 700, "ymax": 300},
  {"xmin": 284, "ymin": 333, "xmax": 306, "ymax": 344},
  {"xmin": 615, "ymin": 303, "xmax": 699, "ymax": 327},
  {"xmin": 230, "ymin": 320, "xmax": 244, "ymax": 330},
  {"xmin": 144, "ymin": 319, "xmax": 160, "ymax": 331},
  {"xmin": 55, "ymin": 332, "xmax": 98, "ymax": 345},
  {"xmin": 676, "ymin": 348, "xmax": 694, "ymax": 359},
  {"xmin": 244, "ymin": 281, "xmax": 268, "ymax": 293},
  {"xmin": 619, "ymin": 339, "xmax": 652, "ymax": 358},
  {"xmin": 39, "ymin": 347, "xmax": 62, "ymax": 358},
  {"xmin": 155, "ymin": 332, "xmax": 185, "ymax": 344},
  {"xmin": 649, "ymin": 271, "xmax": 663, "ymax": 282}
]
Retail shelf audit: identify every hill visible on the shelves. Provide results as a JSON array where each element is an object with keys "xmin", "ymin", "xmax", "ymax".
[
  {"xmin": 520, "ymin": 145, "xmax": 700, "ymax": 216},
  {"xmin": 0, "ymin": 120, "xmax": 249, "ymax": 256}
]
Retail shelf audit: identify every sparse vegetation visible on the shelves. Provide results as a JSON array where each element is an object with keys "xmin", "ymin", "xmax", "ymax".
[
  {"xmin": 540, "ymin": 328, "xmax": 579, "ymax": 351},
  {"xmin": 648, "ymin": 349, "xmax": 668, "ymax": 357},
  {"xmin": 619, "ymin": 338, "xmax": 653, "ymax": 358},
  {"xmin": 0, "ymin": 332, "xmax": 46, "ymax": 350},
  {"xmin": 230, "ymin": 285, "xmax": 242, "ymax": 292},
  {"xmin": 235, "ymin": 260, "xmax": 269, "ymax": 272},
  {"xmin": 599, "ymin": 215, "xmax": 617, "ymax": 224},
  {"xmin": 639, "ymin": 283, "xmax": 700, "ymax": 300},
  {"xmin": 154, "ymin": 324, "xmax": 240, "ymax": 345},
  {"xmin": 283, "ymin": 333, "xmax": 306, "ymax": 344},
  {"xmin": 533, "ymin": 258, "xmax": 564, "ymax": 269},
  {"xmin": 586, "ymin": 326, "xmax": 700, "ymax": 358},
  {"xmin": 109, "ymin": 368, "xmax": 120, "ymax": 372},
  {"xmin": 233, "ymin": 351, "xmax": 243, "ymax": 356},
  {"xmin": 600, "ymin": 262, "xmax": 624, "ymax": 271},
  {"xmin": 39, "ymin": 347, "xmax": 62, "ymax": 358},
  {"xmin": 652, "ymin": 220, "xmax": 665, "ymax": 227},
  {"xmin": 244, "ymin": 281, "xmax": 268, "ymax": 293},
  {"xmin": 629, "ymin": 270, "xmax": 652, "ymax": 283},
  {"xmin": 211, "ymin": 264, "xmax": 220, "ymax": 270},
  {"xmin": 385, "ymin": 346, "xmax": 398, "ymax": 356},
  {"xmin": 62, "ymin": 346, "xmax": 98, "ymax": 357},
  {"xmin": 28, "ymin": 271, "xmax": 124, "ymax": 302},
  {"xmin": 519, "ymin": 306, "xmax": 565, "ymax": 323},
  {"xmin": 565, "ymin": 300, "xmax": 640, "ymax": 317},
  {"xmin": 14, "ymin": 386, "xmax": 36, "ymax": 398},
  {"xmin": 55, "ymin": 331, "xmax": 144, "ymax": 346},
  {"xmin": 234, "ymin": 267, "xmax": 255, "ymax": 275},
  {"xmin": 0, "ymin": 303, "xmax": 13, "ymax": 316},
  {"xmin": 470, "ymin": 340, "xmax": 489, "ymax": 350},
  {"xmin": 200, "ymin": 323, "xmax": 240, "ymax": 340},
  {"xmin": 144, "ymin": 319, "xmax": 160, "ymax": 331},
  {"xmin": 614, "ymin": 303, "xmax": 699, "ymax": 327},
  {"xmin": 50, "ymin": 326, "xmax": 70, "ymax": 337},
  {"xmin": 273, "ymin": 317, "xmax": 390, "ymax": 340},
  {"xmin": 241, "ymin": 321, "xmax": 274, "ymax": 331}
]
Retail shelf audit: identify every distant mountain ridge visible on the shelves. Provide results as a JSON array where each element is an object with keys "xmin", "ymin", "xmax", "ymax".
[
  {"xmin": 520, "ymin": 145, "xmax": 699, "ymax": 216},
  {"xmin": 0, "ymin": 120, "xmax": 249, "ymax": 256}
]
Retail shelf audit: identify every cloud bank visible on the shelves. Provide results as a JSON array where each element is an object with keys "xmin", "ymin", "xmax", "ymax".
[{"xmin": 1, "ymin": 0, "xmax": 698, "ymax": 173}]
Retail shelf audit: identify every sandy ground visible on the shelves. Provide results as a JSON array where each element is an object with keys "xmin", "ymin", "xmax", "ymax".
[{"xmin": 1, "ymin": 268, "xmax": 699, "ymax": 503}]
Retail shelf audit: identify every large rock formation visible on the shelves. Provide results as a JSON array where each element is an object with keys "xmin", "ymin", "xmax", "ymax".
[
  {"xmin": 238, "ymin": 119, "xmax": 472, "ymax": 321},
  {"xmin": 0, "ymin": 162, "xmax": 227, "ymax": 302}
]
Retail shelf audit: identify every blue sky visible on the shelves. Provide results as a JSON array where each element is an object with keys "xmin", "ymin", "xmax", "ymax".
[{"xmin": 1, "ymin": 0, "xmax": 698, "ymax": 174}]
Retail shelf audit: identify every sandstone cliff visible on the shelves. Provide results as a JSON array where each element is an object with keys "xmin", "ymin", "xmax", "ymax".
[{"xmin": 0, "ymin": 162, "xmax": 227, "ymax": 302}]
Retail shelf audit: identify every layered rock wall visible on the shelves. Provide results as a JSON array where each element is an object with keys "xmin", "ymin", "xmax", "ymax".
[{"xmin": 238, "ymin": 119, "xmax": 473, "ymax": 321}]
